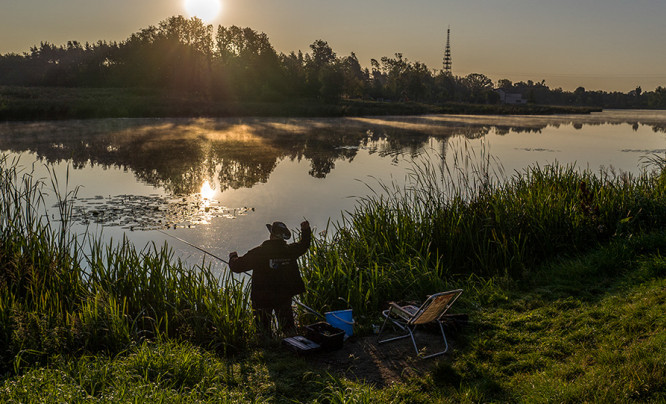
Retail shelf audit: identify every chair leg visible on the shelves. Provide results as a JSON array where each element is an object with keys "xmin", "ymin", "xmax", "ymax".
[
  {"xmin": 378, "ymin": 318, "xmax": 452, "ymax": 359},
  {"xmin": 420, "ymin": 321, "xmax": 449, "ymax": 359},
  {"xmin": 377, "ymin": 315, "xmax": 411, "ymax": 344},
  {"xmin": 376, "ymin": 313, "xmax": 391, "ymax": 342},
  {"xmin": 407, "ymin": 326, "xmax": 420, "ymax": 356}
]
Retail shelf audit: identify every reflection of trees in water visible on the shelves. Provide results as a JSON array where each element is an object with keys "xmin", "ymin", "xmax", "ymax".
[
  {"xmin": 215, "ymin": 157, "xmax": 277, "ymax": 190},
  {"xmin": 495, "ymin": 127, "xmax": 543, "ymax": 136},
  {"xmin": 1, "ymin": 113, "xmax": 665, "ymax": 194}
]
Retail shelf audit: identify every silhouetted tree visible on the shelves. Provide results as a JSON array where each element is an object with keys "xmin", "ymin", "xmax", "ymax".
[
  {"xmin": 309, "ymin": 40, "xmax": 336, "ymax": 69},
  {"xmin": 340, "ymin": 52, "xmax": 366, "ymax": 99},
  {"xmin": 461, "ymin": 73, "xmax": 494, "ymax": 103},
  {"xmin": 1, "ymin": 16, "xmax": 665, "ymax": 109}
]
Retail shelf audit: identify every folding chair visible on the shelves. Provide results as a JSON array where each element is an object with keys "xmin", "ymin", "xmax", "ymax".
[{"xmin": 377, "ymin": 289, "xmax": 463, "ymax": 359}]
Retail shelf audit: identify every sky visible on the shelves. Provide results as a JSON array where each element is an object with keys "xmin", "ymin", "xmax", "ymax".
[{"xmin": 1, "ymin": 0, "xmax": 666, "ymax": 92}]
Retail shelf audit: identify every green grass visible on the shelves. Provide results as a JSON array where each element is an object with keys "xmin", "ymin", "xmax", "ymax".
[
  {"xmin": 0, "ymin": 233, "xmax": 664, "ymax": 403},
  {"xmin": 437, "ymin": 234, "xmax": 666, "ymax": 402}
]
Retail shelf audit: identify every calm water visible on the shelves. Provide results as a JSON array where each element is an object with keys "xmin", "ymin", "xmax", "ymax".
[{"xmin": 2, "ymin": 110, "xmax": 665, "ymax": 272}]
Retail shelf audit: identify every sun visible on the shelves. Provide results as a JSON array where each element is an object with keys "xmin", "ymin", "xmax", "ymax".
[{"xmin": 183, "ymin": 0, "xmax": 222, "ymax": 22}]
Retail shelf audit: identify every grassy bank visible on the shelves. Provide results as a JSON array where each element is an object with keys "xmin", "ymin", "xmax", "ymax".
[
  {"xmin": 0, "ymin": 86, "xmax": 600, "ymax": 121},
  {"xmin": 1, "ymin": 233, "xmax": 664, "ymax": 402},
  {"xmin": 1, "ymin": 153, "xmax": 665, "ymax": 401}
]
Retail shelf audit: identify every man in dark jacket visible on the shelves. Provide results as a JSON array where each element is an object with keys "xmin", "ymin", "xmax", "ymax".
[{"xmin": 229, "ymin": 220, "xmax": 311, "ymax": 336}]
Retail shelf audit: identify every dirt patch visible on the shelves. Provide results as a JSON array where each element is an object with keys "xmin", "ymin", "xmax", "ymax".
[{"xmin": 302, "ymin": 328, "xmax": 456, "ymax": 387}]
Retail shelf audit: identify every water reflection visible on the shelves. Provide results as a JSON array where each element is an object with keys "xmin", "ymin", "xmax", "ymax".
[
  {"xmin": 2, "ymin": 111, "xmax": 666, "ymax": 267},
  {"xmin": 2, "ymin": 111, "xmax": 665, "ymax": 197},
  {"xmin": 200, "ymin": 180, "xmax": 215, "ymax": 201}
]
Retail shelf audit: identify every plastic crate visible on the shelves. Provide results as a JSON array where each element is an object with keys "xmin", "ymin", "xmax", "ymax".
[{"xmin": 305, "ymin": 322, "xmax": 345, "ymax": 351}]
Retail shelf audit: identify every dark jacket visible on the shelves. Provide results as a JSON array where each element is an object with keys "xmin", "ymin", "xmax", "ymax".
[{"xmin": 229, "ymin": 227, "xmax": 311, "ymax": 307}]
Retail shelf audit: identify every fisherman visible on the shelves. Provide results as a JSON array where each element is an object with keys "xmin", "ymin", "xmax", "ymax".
[{"xmin": 229, "ymin": 220, "xmax": 311, "ymax": 337}]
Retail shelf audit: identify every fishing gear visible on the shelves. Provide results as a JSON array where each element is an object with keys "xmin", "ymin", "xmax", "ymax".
[
  {"xmin": 293, "ymin": 300, "xmax": 326, "ymax": 319},
  {"xmin": 156, "ymin": 229, "xmax": 229, "ymax": 264}
]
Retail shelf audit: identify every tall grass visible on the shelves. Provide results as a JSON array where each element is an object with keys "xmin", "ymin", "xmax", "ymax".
[
  {"xmin": 0, "ymin": 156, "xmax": 254, "ymax": 371},
  {"xmin": 301, "ymin": 145, "xmax": 666, "ymax": 319}
]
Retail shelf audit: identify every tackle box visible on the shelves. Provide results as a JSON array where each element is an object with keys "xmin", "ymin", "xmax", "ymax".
[
  {"xmin": 282, "ymin": 336, "xmax": 321, "ymax": 355},
  {"xmin": 305, "ymin": 322, "xmax": 345, "ymax": 351}
]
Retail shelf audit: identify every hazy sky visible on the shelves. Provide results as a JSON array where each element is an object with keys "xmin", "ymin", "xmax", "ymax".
[{"xmin": 2, "ymin": 0, "xmax": 665, "ymax": 92}]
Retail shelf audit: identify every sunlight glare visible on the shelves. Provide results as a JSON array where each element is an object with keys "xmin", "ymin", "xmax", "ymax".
[
  {"xmin": 200, "ymin": 180, "xmax": 216, "ymax": 200},
  {"xmin": 183, "ymin": 0, "xmax": 222, "ymax": 22}
]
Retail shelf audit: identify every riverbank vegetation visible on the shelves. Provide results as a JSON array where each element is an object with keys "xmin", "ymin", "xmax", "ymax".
[
  {"xmin": 1, "ymin": 15, "xmax": 664, "ymax": 121},
  {"xmin": 1, "ymin": 152, "xmax": 665, "ymax": 401},
  {"xmin": 0, "ymin": 157, "xmax": 255, "ymax": 363},
  {"xmin": 300, "ymin": 151, "xmax": 666, "ymax": 318},
  {"xmin": 0, "ymin": 85, "xmax": 599, "ymax": 121}
]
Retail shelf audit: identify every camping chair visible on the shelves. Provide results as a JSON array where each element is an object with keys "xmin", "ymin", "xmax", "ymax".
[{"xmin": 377, "ymin": 289, "xmax": 463, "ymax": 359}]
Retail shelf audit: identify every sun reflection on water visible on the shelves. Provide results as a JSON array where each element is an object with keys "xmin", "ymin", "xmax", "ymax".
[{"xmin": 200, "ymin": 180, "xmax": 215, "ymax": 201}]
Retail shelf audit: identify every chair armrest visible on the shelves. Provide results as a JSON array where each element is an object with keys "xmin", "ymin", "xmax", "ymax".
[{"xmin": 388, "ymin": 303, "xmax": 413, "ymax": 321}]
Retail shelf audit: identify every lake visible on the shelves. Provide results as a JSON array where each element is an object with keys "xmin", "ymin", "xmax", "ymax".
[{"xmin": 1, "ymin": 110, "xmax": 665, "ymax": 272}]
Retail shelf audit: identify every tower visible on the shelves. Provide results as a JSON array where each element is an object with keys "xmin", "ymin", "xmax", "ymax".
[{"xmin": 443, "ymin": 26, "xmax": 452, "ymax": 75}]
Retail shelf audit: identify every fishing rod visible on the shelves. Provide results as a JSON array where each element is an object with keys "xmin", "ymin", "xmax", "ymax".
[
  {"xmin": 158, "ymin": 227, "xmax": 337, "ymax": 324},
  {"xmin": 157, "ymin": 229, "xmax": 229, "ymax": 265},
  {"xmin": 156, "ymin": 230, "xmax": 249, "ymax": 291},
  {"xmin": 293, "ymin": 300, "xmax": 326, "ymax": 319}
]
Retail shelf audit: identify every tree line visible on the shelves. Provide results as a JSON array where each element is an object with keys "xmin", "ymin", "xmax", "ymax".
[{"xmin": 1, "ymin": 15, "xmax": 665, "ymax": 109}]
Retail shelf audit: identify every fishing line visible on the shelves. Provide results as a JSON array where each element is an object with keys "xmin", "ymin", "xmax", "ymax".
[{"xmin": 156, "ymin": 229, "xmax": 229, "ymax": 265}]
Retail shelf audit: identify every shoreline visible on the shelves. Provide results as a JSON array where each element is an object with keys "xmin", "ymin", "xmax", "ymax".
[{"xmin": 0, "ymin": 86, "xmax": 601, "ymax": 122}]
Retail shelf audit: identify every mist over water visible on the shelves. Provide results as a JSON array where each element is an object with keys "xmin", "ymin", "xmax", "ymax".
[{"xmin": 1, "ymin": 110, "xmax": 665, "ymax": 271}]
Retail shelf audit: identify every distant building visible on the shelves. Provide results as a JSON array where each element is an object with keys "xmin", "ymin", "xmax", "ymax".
[{"xmin": 496, "ymin": 89, "xmax": 527, "ymax": 104}]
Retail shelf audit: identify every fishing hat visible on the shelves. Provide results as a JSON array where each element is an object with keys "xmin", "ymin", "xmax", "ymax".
[{"xmin": 266, "ymin": 221, "xmax": 291, "ymax": 240}]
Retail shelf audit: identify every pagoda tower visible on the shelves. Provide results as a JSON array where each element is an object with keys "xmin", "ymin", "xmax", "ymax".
[{"xmin": 443, "ymin": 27, "xmax": 452, "ymax": 75}]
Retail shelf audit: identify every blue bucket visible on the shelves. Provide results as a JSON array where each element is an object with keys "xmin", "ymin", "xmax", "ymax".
[{"xmin": 325, "ymin": 309, "xmax": 354, "ymax": 337}]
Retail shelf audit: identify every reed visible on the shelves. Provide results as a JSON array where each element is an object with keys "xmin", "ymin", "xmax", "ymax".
[
  {"xmin": 300, "ymin": 145, "xmax": 666, "ymax": 319},
  {"xmin": 0, "ymin": 156, "xmax": 254, "ymax": 370}
]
